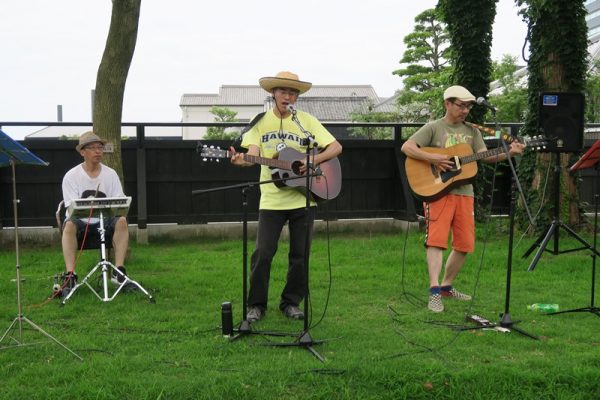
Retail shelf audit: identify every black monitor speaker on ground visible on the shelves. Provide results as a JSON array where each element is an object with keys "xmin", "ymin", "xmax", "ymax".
[{"xmin": 538, "ymin": 92, "xmax": 584, "ymax": 153}]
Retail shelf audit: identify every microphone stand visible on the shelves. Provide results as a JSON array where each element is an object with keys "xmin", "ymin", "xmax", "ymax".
[
  {"xmin": 265, "ymin": 110, "xmax": 331, "ymax": 362},
  {"xmin": 463, "ymin": 110, "xmax": 538, "ymax": 339},
  {"xmin": 191, "ymin": 173, "xmax": 323, "ymax": 342},
  {"xmin": 494, "ymin": 112, "xmax": 538, "ymax": 339}
]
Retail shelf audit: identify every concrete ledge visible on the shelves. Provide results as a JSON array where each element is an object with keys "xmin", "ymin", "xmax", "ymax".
[{"xmin": 0, "ymin": 218, "xmax": 419, "ymax": 247}]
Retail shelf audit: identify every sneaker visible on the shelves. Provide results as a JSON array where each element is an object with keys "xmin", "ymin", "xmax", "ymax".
[
  {"xmin": 428, "ymin": 293, "xmax": 444, "ymax": 312},
  {"xmin": 60, "ymin": 272, "xmax": 78, "ymax": 299},
  {"xmin": 441, "ymin": 288, "xmax": 472, "ymax": 301},
  {"xmin": 247, "ymin": 306, "xmax": 264, "ymax": 323},
  {"xmin": 282, "ymin": 305, "xmax": 304, "ymax": 320},
  {"xmin": 111, "ymin": 266, "xmax": 127, "ymax": 285}
]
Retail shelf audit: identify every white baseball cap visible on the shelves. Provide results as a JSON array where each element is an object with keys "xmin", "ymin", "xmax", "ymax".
[{"xmin": 443, "ymin": 85, "xmax": 476, "ymax": 102}]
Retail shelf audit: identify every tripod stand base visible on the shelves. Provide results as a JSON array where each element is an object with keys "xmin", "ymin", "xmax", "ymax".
[
  {"xmin": 263, "ymin": 330, "xmax": 340, "ymax": 363},
  {"xmin": 229, "ymin": 319, "xmax": 299, "ymax": 341},
  {"xmin": 61, "ymin": 261, "xmax": 154, "ymax": 305},
  {"xmin": 499, "ymin": 313, "xmax": 539, "ymax": 340},
  {"xmin": 547, "ymin": 307, "xmax": 600, "ymax": 317},
  {"xmin": 0, "ymin": 315, "xmax": 82, "ymax": 360},
  {"xmin": 523, "ymin": 220, "xmax": 599, "ymax": 271}
]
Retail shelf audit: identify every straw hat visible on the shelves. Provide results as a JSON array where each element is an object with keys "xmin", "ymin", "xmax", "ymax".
[
  {"xmin": 76, "ymin": 131, "xmax": 107, "ymax": 151},
  {"xmin": 443, "ymin": 85, "xmax": 476, "ymax": 102},
  {"xmin": 259, "ymin": 71, "xmax": 312, "ymax": 94}
]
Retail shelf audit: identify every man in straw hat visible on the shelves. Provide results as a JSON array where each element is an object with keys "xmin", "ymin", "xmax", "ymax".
[
  {"xmin": 401, "ymin": 85, "xmax": 524, "ymax": 313},
  {"xmin": 230, "ymin": 71, "xmax": 342, "ymax": 322},
  {"xmin": 59, "ymin": 131, "xmax": 131, "ymax": 298}
]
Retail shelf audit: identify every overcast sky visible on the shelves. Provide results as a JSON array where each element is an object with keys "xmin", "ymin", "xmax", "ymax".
[{"xmin": 1, "ymin": 0, "xmax": 528, "ymax": 139}]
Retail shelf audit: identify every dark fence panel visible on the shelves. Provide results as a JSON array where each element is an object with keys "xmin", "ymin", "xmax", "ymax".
[
  {"xmin": 2, "ymin": 121, "xmax": 598, "ymax": 228},
  {"xmin": 0, "ymin": 136, "xmax": 417, "ymax": 227}
]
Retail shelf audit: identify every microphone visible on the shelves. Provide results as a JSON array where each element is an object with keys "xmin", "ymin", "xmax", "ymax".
[
  {"xmin": 286, "ymin": 104, "xmax": 297, "ymax": 115},
  {"xmin": 476, "ymin": 97, "xmax": 498, "ymax": 112}
]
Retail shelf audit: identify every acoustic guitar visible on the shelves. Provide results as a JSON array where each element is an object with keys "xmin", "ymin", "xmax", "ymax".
[
  {"xmin": 405, "ymin": 131, "xmax": 546, "ymax": 202},
  {"xmin": 199, "ymin": 145, "xmax": 342, "ymax": 201}
]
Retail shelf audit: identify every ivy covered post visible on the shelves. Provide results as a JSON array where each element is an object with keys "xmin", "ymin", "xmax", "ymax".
[
  {"xmin": 518, "ymin": 0, "xmax": 588, "ymax": 228},
  {"xmin": 437, "ymin": 0, "xmax": 498, "ymax": 124}
]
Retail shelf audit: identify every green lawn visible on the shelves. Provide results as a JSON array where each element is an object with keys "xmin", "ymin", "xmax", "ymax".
[{"xmin": 1, "ymin": 225, "xmax": 599, "ymax": 399}]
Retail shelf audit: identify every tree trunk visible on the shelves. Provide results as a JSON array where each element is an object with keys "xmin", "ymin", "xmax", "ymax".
[
  {"xmin": 520, "ymin": 0, "xmax": 588, "ymax": 230},
  {"xmin": 93, "ymin": 0, "xmax": 141, "ymax": 180}
]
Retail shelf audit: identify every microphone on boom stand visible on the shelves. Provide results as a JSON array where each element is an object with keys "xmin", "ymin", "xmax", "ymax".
[{"xmin": 286, "ymin": 104, "xmax": 297, "ymax": 115}]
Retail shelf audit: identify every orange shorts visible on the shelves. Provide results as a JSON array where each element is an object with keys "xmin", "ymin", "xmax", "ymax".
[{"xmin": 423, "ymin": 194, "xmax": 475, "ymax": 253}]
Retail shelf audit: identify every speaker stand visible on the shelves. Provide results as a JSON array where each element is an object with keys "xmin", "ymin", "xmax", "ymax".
[{"xmin": 523, "ymin": 153, "xmax": 600, "ymax": 271}]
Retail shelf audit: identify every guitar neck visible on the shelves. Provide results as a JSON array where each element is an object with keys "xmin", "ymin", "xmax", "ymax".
[
  {"xmin": 460, "ymin": 146, "xmax": 506, "ymax": 165},
  {"xmin": 242, "ymin": 153, "xmax": 292, "ymax": 170}
]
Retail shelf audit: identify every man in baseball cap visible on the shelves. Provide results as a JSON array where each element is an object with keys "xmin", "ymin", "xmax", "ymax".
[{"xmin": 401, "ymin": 85, "xmax": 524, "ymax": 313}]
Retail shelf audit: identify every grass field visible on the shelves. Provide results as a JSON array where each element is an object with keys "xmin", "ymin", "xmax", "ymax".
[{"xmin": 1, "ymin": 223, "xmax": 599, "ymax": 399}]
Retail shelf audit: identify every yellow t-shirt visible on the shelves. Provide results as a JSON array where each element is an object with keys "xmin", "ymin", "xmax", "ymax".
[{"xmin": 241, "ymin": 109, "xmax": 336, "ymax": 210}]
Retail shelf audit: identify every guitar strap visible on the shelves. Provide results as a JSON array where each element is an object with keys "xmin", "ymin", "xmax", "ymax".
[
  {"xmin": 230, "ymin": 111, "xmax": 266, "ymax": 149},
  {"xmin": 241, "ymin": 112, "xmax": 266, "ymax": 134}
]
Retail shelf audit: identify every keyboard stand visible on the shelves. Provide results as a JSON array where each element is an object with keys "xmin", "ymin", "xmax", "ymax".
[{"xmin": 61, "ymin": 209, "xmax": 154, "ymax": 305}]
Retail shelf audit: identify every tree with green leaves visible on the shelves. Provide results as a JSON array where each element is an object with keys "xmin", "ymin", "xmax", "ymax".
[
  {"xmin": 349, "ymin": 99, "xmax": 398, "ymax": 140},
  {"xmin": 488, "ymin": 55, "xmax": 528, "ymax": 123},
  {"xmin": 393, "ymin": 8, "xmax": 452, "ymax": 120},
  {"xmin": 93, "ymin": 0, "xmax": 141, "ymax": 180},
  {"xmin": 585, "ymin": 58, "xmax": 600, "ymax": 122},
  {"xmin": 204, "ymin": 106, "xmax": 240, "ymax": 140}
]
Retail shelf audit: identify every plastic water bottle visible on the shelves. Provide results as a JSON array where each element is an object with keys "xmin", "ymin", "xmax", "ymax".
[{"xmin": 527, "ymin": 303, "xmax": 559, "ymax": 313}]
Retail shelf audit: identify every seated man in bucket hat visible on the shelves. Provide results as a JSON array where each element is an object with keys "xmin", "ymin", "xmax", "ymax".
[
  {"xmin": 59, "ymin": 131, "xmax": 130, "ymax": 297},
  {"xmin": 230, "ymin": 71, "xmax": 342, "ymax": 322}
]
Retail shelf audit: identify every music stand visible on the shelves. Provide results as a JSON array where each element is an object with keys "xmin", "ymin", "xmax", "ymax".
[
  {"xmin": 0, "ymin": 130, "xmax": 82, "ymax": 360},
  {"xmin": 60, "ymin": 197, "xmax": 154, "ymax": 305},
  {"xmin": 547, "ymin": 139, "xmax": 600, "ymax": 317}
]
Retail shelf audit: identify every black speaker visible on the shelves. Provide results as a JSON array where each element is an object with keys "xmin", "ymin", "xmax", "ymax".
[{"xmin": 538, "ymin": 92, "xmax": 584, "ymax": 152}]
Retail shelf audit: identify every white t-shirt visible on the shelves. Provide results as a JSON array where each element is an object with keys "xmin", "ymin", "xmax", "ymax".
[{"xmin": 62, "ymin": 163, "xmax": 125, "ymax": 219}]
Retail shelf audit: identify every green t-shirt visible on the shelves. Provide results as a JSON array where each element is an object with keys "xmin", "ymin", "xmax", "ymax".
[
  {"xmin": 241, "ymin": 109, "xmax": 336, "ymax": 210},
  {"xmin": 408, "ymin": 119, "xmax": 486, "ymax": 197}
]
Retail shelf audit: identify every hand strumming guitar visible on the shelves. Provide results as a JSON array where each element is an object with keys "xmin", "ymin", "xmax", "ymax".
[
  {"xmin": 401, "ymin": 139, "xmax": 456, "ymax": 172},
  {"xmin": 429, "ymin": 153, "xmax": 456, "ymax": 172}
]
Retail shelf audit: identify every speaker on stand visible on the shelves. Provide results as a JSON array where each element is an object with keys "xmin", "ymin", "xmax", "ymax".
[
  {"xmin": 538, "ymin": 92, "xmax": 584, "ymax": 153},
  {"xmin": 523, "ymin": 92, "xmax": 593, "ymax": 271}
]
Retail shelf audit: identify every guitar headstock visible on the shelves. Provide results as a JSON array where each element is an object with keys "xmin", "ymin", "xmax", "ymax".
[
  {"xmin": 197, "ymin": 142, "xmax": 229, "ymax": 162},
  {"xmin": 499, "ymin": 133, "xmax": 548, "ymax": 151},
  {"xmin": 521, "ymin": 135, "xmax": 549, "ymax": 151}
]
